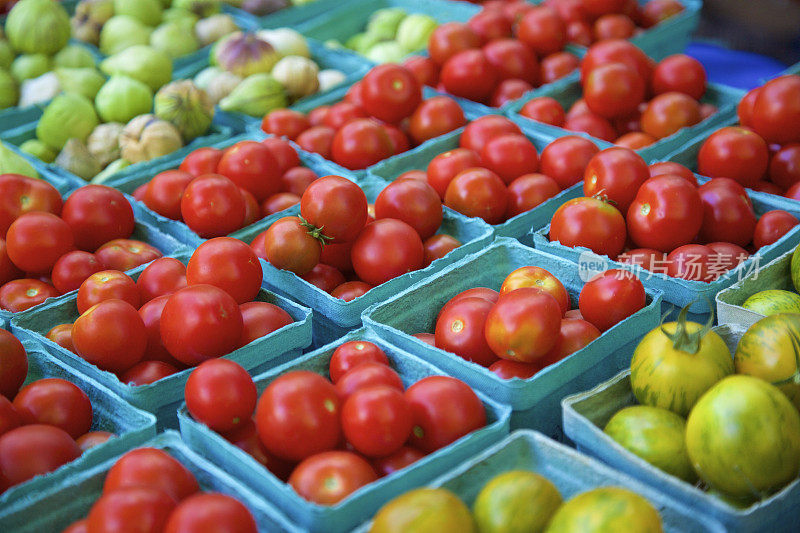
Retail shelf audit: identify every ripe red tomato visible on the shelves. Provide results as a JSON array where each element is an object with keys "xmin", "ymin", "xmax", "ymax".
[
  {"xmin": 579, "ymin": 270, "xmax": 646, "ymax": 331},
  {"xmin": 737, "ymin": 87, "xmax": 759, "ymax": 128},
  {"xmin": 491, "ymin": 79, "xmax": 532, "ymax": 107},
  {"xmin": 0, "ymin": 238, "xmax": 22, "ymax": 287},
  {"xmin": 255, "ymin": 371, "xmax": 341, "ymax": 462},
  {"xmin": 564, "ymin": 112, "xmax": 617, "ymax": 142},
  {"xmin": 641, "ymin": 92, "xmax": 702, "ymax": 139},
  {"xmin": 506, "ymin": 174, "xmax": 560, "ymax": 218},
  {"xmin": 469, "ymin": 9, "xmax": 512, "ymax": 42},
  {"xmin": 549, "ymin": 197, "xmax": 627, "ymax": 258},
  {"xmin": 580, "ymin": 39, "xmax": 653, "ymax": 84},
  {"xmin": 361, "ymin": 65, "xmax": 422, "ymax": 124},
  {"xmin": 120, "ymin": 361, "xmax": 178, "ymax": 386},
  {"xmin": 104, "ymin": 447, "xmax": 199, "ymax": 501},
  {"xmin": 217, "ymin": 141, "xmax": 281, "ymax": 201},
  {"xmin": 239, "ymin": 302, "xmax": 293, "ymax": 346},
  {"xmin": 769, "ymin": 144, "xmax": 800, "ymax": 190},
  {"xmin": 180, "ymin": 147, "xmax": 223, "ymax": 177},
  {"xmin": 540, "ymin": 51, "xmax": 580, "ymax": 84},
  {"xmin": 186, "ymin": 238, "xmax": 261, "ymax": 304},
  {"xmin": 540, "ymin": 318, "xmax": 601, "ymax": 366},
  {"xmin": 374, "ymin": 180, "xmax": 442, "ymax": 240},
  {"xmin": 648, "ymin": 161, "xmax": 697, "ymax": 185},
  {"xmin": 262, "ymin": 193, "xmax": 301, "ymax": 218},
  {"xmin": 438, "ymin": 288, "xmax": 500, "ymax": 318},
  {"xmin": 296, "ymin": 126, "xmax": 335, "ymax": 159},
  {"xmin": 582, "ymin": 0, "xmax": 627, "ymax": 17},
  {"xmin": 445, "ymin": 168, "xmax": 509, "ymax": 224},
  {"xmin": 77, "ymin": 270, "xmax": 139, "ymax": 314},
  {"xmin": 46, "ymin": 323, "xmax": 75, "ymax": 354},
  {"xmin": 485, "ymin": 288, "xmax": 562, "ymax": 362},
  {"xmin": 402, "ymin": 56, "xmax": 440, "ymax": 87},
  {"xmin": 0, "ymin": 398, "xmax": 22, "ymax": 437},
  {"xmin": 136, "ymin": 257, "xmax": 187, "ymax": 304},
  {"xmin": 413, "ymin": 333, "xmax": 436, "ymax": 346},
  {"xmin": 435, "ymin": 297, "xmax": 498, "ymax": 367},
  {"xmin": 488, "ymin": 359, "xmax": 540, "ymax": 380},
  {"xmin": 331, "ymin": 119, "xmax": 394, "ymax": 170},
  {"xmin": 651, "ymin": 54, "xmax": 707, "ymax": 100},
  {"xmin": 567, "ymin": 20, "xmax": 592, "ymax": 46},
  {"xmin": 289, "ymin": 451, "xmax": 377, "ymax": 505},
  {"xmin": 641, "ymin": 0, "xmax": 684, "ymax": 26},
  {"xmin": 261, "ymin": 138, "xmax": 300, "ymax": 175},
  {"xmin": 408, "ymin": 96, "xmax": 466, "ymax": 146},
  {"xmin": 73, "ymin": 299, "xmax": 146, "ymax": 373},
  {"xmin": 242, "ymin": 187, "xmax": 264, "ymax": 226},
  {"xmin": 335, "ymin": 362, "xmax": 404, "ymax": 402},
  {"xmin": 0, "ymin": 424, "xmax": 80, "ymax": 486},
  {"xmin": 753, "ymin": 210, "xmax": 799, "ymax": 249},
  {"xmin": 626, "ymin": 175, "xmax": 703, "ymax": 252},
  {"xmin": 51, "ymin": 251, "xmax": 103, "ymax": 294},
  {"xmin": 460, "ymin": 115, "xmax": 521, "ymax": 153},
  {"xmin": 351, "ymin": 219, "xmax": 424, "ymax": 286},
  {"xmin": 697, "ymin": 127, "xmax": 769, "ymax": 188},
  {"xmin": 329, "ymin": 341, "xmax": 389, "ymax": 383},
  {"xmin": 593, "ymin": 13, "xmax": 635, "ymax": 40},
  {"xmin": 261, "ymin": 109, "xmax": 310, "ymax": 141},
  {"xmin": 143, "ymin": 170, "xmax": 194, "ymax": 221},
  {"xmin": 583, "ymin": 147, "xmax": 650, "ymax": 213},
  {"xmin": 164, "ymin": 493, "xmax": 257, "ymax": 533},
  {"xmin": 751, "ymin": 75, "xmax": 800, "ymax": 144},
  {"xmin": 0, "ymin": 279, "xmax": 59, "ymax": 312},
  {"xmin": 342, "ymin": 386, "xmax": 413, "ymax": 458},
  {"xmin": 482, "ymin": 39, "xmax": 539, "ymax": 84},
  {"xmin": 441, "ymin": 49, "xmax": 498, "ymax": 102},
  {"xmin": 323, "ymin": 102, "xmax": 368, "ymax": 130},
  {"xmin": 138, "ymin": 295, "xmax": 181, "ymax": 366},
  {"xmin": 426, "ymin": 148, "xmax": 481, "ymax": 199},
  {"xmin": 516, "ymin": 6, "xmax": 567, "ymax": 56},
  {"xmin": 405, "ymin": 376, "xmax": 486, "ymax": 453},
  {"xmin": 75, "ymin": 431, "xmax": 114, "ymax": 452},
  {"xmin": 300, "ymin": 263, "xmax": 345, "ymax": 294},
  {"xmin": 180, "ymin": 174, "xmax": 246, "ymax": 238},
  {"xmin": 540, "ymin": 135, "xmax": 600, "ymax": 189},
  {"xmin": 61, "ymin": 186, "xmax": 135, "ymax": 253},
  {"xmin": 13, "ymin": 378, "xmax": 92, "ymax": 439},
  {"xmin": 95, "ymin": 239, "xmax": 162, "ymax": 272},
  {"xmin": 0, "ymin": 329, "xmax": 26, "ymax": 400},
  {"xmin": 263, "ymin": 217, "xmax": 322, "ymax": 276},
  {"xmin": 697, "ymin": 178, "xmax": 757, "ymax": 246},
  {"xmin": 5, "ymin": 212, "xmax": 73, "ymax": 274},
  {"xmin": 429, "ymin": 22, "xmax": 481, "ymax": 66},
  {"xmin": 371, "ymin": 446, "xmax": 425, "ymax": 477},
  {"xmin": 615, "ymin": 132, "xmax": 657, "ymax": 150},
  {"xmin": 520, "ymin": 97, "xmax": 566, "ymax": 127},
  {"xmin": 301, "ymin": 176, "xmax": 368, "ymax": 243},
  {"xmin": 667, "ymin": 244, "xmax": 713, "ymax": 282},
  {"xmin": 706, "ymin": 242, "xmax": 749, "ymax": 275},
  {"xmin": 89, "ymin": 487, "xmax": 177, "ymax": 533},
  {"xmin": 281, "ymin": 167, "xmax": 318, "ymax": 197},
  {"xmin": 382, "ymin": 123, "xmax": 410, "ymax": 155},
  {"xmin": 0, "ymin": 174, "xmax": 62, "ymax": 236},
  {"xmin": 185, "ymin": 359, "xmax": 256, "ymax": 433},
  {"xmin": 499, "ymin": 266, "xmax": 570, "ymax": 315},
  {"xmin": 480, "ymin": 134, "xmax": 540, "ymax": 185},
  {"xmin": 423, "ymin": 234, "xmax": 461, "ymax": 266},
  {"xmin": 160, "ymin": 285, "xmax": 243, "ymax": 366},
  {"xmin": 584, "ymin": 63, "xmax": 646, "ymax": 119}
]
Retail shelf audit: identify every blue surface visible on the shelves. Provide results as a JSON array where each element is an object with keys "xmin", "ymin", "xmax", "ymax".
[{"xmin": 687, "ymin": 41, "xmax": 789, "ymax": 89}]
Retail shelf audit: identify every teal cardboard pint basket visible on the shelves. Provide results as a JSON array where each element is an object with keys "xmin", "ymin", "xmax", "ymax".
[
  {"xmin": 0, "ymin": 431, "xmax": 301, "ymax": 533},
  {"xmin": 0, "ymin": 342, "xmax": 156, "ymax": 509},
  {"xmin": 362, "ymin": 237, "xmax": 663, "ymax": 438},
  {"xmin": 178, "ymin": 327, "xmax": 511, "ymax": 533}
]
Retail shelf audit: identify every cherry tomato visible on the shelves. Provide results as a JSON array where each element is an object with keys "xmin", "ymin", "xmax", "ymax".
[
  {"xmin": 134, "ymin": 181, "xmax": 148, "ymax": 200},
  {"xmin": 5, "ymin": 212, "xmax": 73, "ymax": 274},
  {"xmin": 329, "ymin": 341, "xmax": 389, "ymax": 383},
  {"xmin": 519, "ymin": 97, "xmax": 566, "ymax": 127},
  {"xmin": 120, "ymin": 361, "xmax": 178, "ymax": 386},
  {"xmin": 615, "ymin": 132, "xmax": 656, "ymax": 149},
  {"xmin": 342, "ymin": 386, "xmax": 413, "ymax": 458},
  {"xmin": 435, "ymin": 297, "xmax": 498, "ymax": 367},
  {"xmin": 0, "ymin": 174, "xmax": 62, "ymax": 236},
  {"xmin": 0, "ymin": 239, "xmax": 22, "ymax": 287},
  {"xmin": 95, "ymin": 239, "xmax": 162, "ymax": 272},
  {"xmin": 301, "ymin": 176, "xmax": 368, "ymax": 243},
  {"xmin": 51, "ymin": 251, "xmax": 103, "ymax": 294},
  {"xmin": 261, "ymin": 109, "xmax": 310, "ymax": 140},
  {"xmin": 641, "ymin": 0, "xmax": 684, "ymax": 27},
  {"xmin": 261, "ymin": 192, "xmax": 301, "ymax": 217},
  {"xmin": 651, "ymin": 54, "xmax": 706, "ymax": 100},
  {"xmin": 505, "ymin": 173, "xmax": 561, "ymax": 218},
  {"xmin": 580, "ymin": 39, "xmax": 653, "ymax": 84},
  {"xmin": 648, "ymin": 161, "xmax": 697, "ymax": 185},
  {"xmin": 75, "ymin": 431, "xmax": 114, "ymax": 453},
  {"xmin": 0, "ymin": 279, "xmax": 59, "ymax": 312},
  {"xmin": 335, "ymin": 362, "xmax": 404, "ymax": 402},
  {"xmin": 697, "ymin": 127, "xmax": 769, "ymax": 188},
  {"xmin": 300, "ymin": 263, "xmax": 345, "ymax": 294},
  {"xmin": 754, "ymin": 180, "xmax": 784, "ymax": 195},
  {"xmin": 786, "ymin": 182, "xmax": 800, "ymax": 201},
  {"xmin": 351, "ymin": 219, "xmax": 424, "ymax": 286},
  {"xmin": 181, "ymin": 174, "xmax": 246, "ymax": 238},
  {"xmin": 494, "ymin": 79, "xmax": 534, "ymax": 109},
  {"xmin": 500, "ymin": 266, "xmax": 570, "ymax": 315},
  {"xmin": 485, "ymin": 288, "xmax": 562, "ymax": 362},
  {"xmin": 441, "ymin": 49, "xmax": 498, "ymax": 103},
  {"xmin": 61, "ymin": 186, "xmax": 135, "ymax": 253},
  {"xmin": 483, "ymin": 39, "xmax": 539, "ymax": 84},
  {"xmin": 489, "ymin": 359, "xmax": 540, "ymax": 379},
  {"xmin": 480, "ymin": 134, "xmax": 540, "ymax": 185},
  {"xmin": 469, "ymin": 9, "xmax": 513, "ymax": 42},
  {"xmin": 751, "ymin": 75, "xmax": 800, "ymax": 144},
  {"xmin": 255, "ymin": 371, "xmax": 341, "ymax": 462},
  {"xmin": 438, "ymin": 288, "xmax": 500, "ymax": 319},
  {"xmin": 426, "ymin": 148, "xmax": 482, "ymax": 199},
  {"xmin": 323, "ymin": 102, "xmax": 367, "ymax": 130},
  {"xmin": 143, "ymin": 170, "xmax": 194, "ymax": 220},
  {"xmin": 753, "ymin": 210, "xmax": 799, "ymax": 249},
  {"xmin": 186, "ymin": 238, "xmax": 261, "ymax": 304},
  {"xmin": 737, "ymin": 87, "xmax": 759, "ymax": 128},
  {"xmin": 319, "ymin": 239, "xmax": 355, "ymax": 273},
  {"xmin": 281, "ymin": 167, "xmax": 317, "ymax": 197},
  {"xmin": 73, "ymin": 299, "xmax": 146, "ymax": 373},
  {"xmin": 583, "ymin": 147, "xmax": 649, "ymax": 213},
  {"xmin": 241, "ymin": 188, "xmax": 263, "ymax": 227},
  {"xmin": 77, "ymin": 270, "xmax": 139, "ymax": 314},
  {"xmin": 593, "ymin": 13, "xmax": 635, "ymax": 40},
  {"xmin": 549, "ymin": 197, "xmax": 627, "ymax": 258},
  {"xmin": 185, "ymin": 359, "xmax": 256, "ymax": 433},
  {"xmin": 413, "ymin": 333, "xmax": 436, "ymax": 346},
  {"xmin": 296, "ymin": 126, "xmax": 335, "ymax": 159},
  {"xmin": 160, "ymin": 285, "xmax": 243, "ymax": 367},
  {"xmin": 405, "ymin": 376, "xmax": 486, "ymax": 453},
  {"xmin": 331, "ymin": 119, "xmax": 394, "ymax": 170},
  {"xmin": 408, "ymin": 96, "xmax": 466, "ymax": 146},
  {"xmin": 382, "ymin": 123, "xmax": 410, "ymax": 155},
  {"xmin": 137, "ymin": 257, "xmax": 187, "ymax": 304},
  {"xmin": 46, "ymin": 323, "xmax": 75, "ymax": 353},
  {"xmin": 566, "ymin": 19, "xmax": 592, "ymax": 46},
  {"xmin": 769, "ymin": 144, "xmax": 800, "ymax": 190},
  {"xmin": 0, "ymin": 424, "xmax": 80, "ymax": 487},
  {"xmin": 0, "ymin": 329, "xmax": 26, "ymax": 400},
  {"xmin": 138, "ymin": 295, "xmax": 182, "ymax": 366},
  {"xmin": 13, "ymin": 378, "xmax": 91, "ymax": 439},
  {"xmin": 579, "ymin": 269, "xmax": 646, "ymax": 331},
  {"xmin": 697, "ymin": 178, "xmax": 756, "ymax": 246},
  {"xmin": 584, "ymin": 63, "xmax": 646, "ymax": 119},
  {"xmin": 460, "ymin": 115, "xmax": 521, "ymax": 153},
  {"xmin": 540, "ymin": 318, "xmax": 601, "ymax": 366},
  {"xmin": 540, "ymin": 51, "xmax": 580, "ymax": 84},
  {"xmin": 361, "ymin": 65, "xmax": 422, "ymax": 124},
  {"xmin": 104, "ymin": 447, "xmax": 199, "ymax": 501},
  {"xmin": 371, "ymin": 446, "xmax": 425, "ymax": 477},
  {"xmin": 564, "ymin": 112, "xmax": 617, "ymax": 142},
  {"xmin": 89, "ymin": 486, "xmax": 177, "ymax": 533},
  {"xmin": 667, "ymin": 244, "xmax": 713, "ymax": 282},
  {"xmin": 221, "ymin": 419, "xmax": 295, "ymax": 481},
  {"xmin": 516, "ymin": 6, "xmax": 566, "ymax": 56},
  {"xmin": 641, "ymin": 92, "xmax": 702, "ymax": 139},
  {"xmin": 164, "ymin": 493, "xmax": 257, "ymax": 533},
  {"xmin": 429, "ymin": 22, "xmax": 481, "ymax": 66},
  {"xmin": 423, "ymin": 234, "xmax": 461, "ymax": 266},
  {"xmin": 239, "ymin": 302, "xmax": 293, "ymax": 346},
  {"xmin": 402, "ymin": 56, "xmax": 440, "ymax": 87},
  {"xmin": 540, "ymin": 135, "xmax": 600, "ymax": 189},
  {"xmin": 289, "ymin": 451, "xmax": 377, "ymax": 505},
  {"xmin": 706, "ymin": 242, "xmax": 749, "ymax": 275},
  {"xmin": 582, "ymin": 0, "xmax": 627, "ymax": 17},
  {"xmin": 374, "ymin": 180, "xmax": 442, "ymax": 240},
  {"xmin": 179, "ymin": 147, "xmax": 223, "ymax": 177},
  {"xmin": 626, "ymin": 175, "xmax": 703, "ymax": 252},
  {"xmin": 217, "ymin": 141, "xmax": 281, "ymax": 201},
  {"xmin": 445, "ymin": 168, "xmax": 509, "ymax": 224}
]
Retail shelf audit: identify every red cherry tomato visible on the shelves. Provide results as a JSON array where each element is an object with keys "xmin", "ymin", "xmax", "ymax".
[
  {"xmin": 506, "ymin": 173, "xmax": 561, "ymax": 218},
  {"xmin": 342, "ymin": 386, "xmax": 413, "ymax": 458},
  {"xmin": 615, "ymin": 132, "xmax": 657, "ymax": 150},
  {"xmin": 485, "ymin": 288, "xmax": 562, "ymax": 362},
  {"xmin": 697, "ymin": 127, "xmax": 769, "ymax": 188},
  {"xmin": 143, "ymin": 170, "xmax": 194, "ymax": 221},
  {"xmin": 582, "ymin": 0, "xmax": 627, "ymax": 17},
  {"xmin": 0, "ymin": 174, "xmax": 62, "ymax": 237},
  {"xmin": 564, "ymin": 112, "xmax": 617, "ymax": 142},
  {"xmin": 0, "ymin": 279, "xmax": 59, "ymax": 312},
  {"xmin": 641, "ymin": 0, "xmax": 684, "ymax": 27},
  {"xmin": 51, "ymin": 251, "xmax": 103, "ymax": 294},
  {"xmin": 185, "ymin": 359, "xmax": 256, "ymax": 433},
  {"xmin": 751, "ymin": 75, "xmax": 800, "ymax": 144},
  {"xmin": 13, "ymin": 378, "xmax": 92, "ymax": 439},
  {"xmin": 426, "ymin": 148, "xmax": 482, "ymax": 199},
  {"xmin": 296, "ymin": 126, "xmax": 335, "ymax": 159},
  {"xmin": 584, "ymin": 63, "xmax": 646, "ymax": 119},
  {"xmin": 288, "ymin": 451, "xmax": 377, "ymax": 505},
  {"xmin": 460, "ymin": 115, "xmax": 521, "ymax": 153},
  {"xmin": 0, "ymin": 329, "xmax": 26, "ymax": 399},
  {"xmin": 218, "ymin": 141, "xmax": 281, "ymax": 201},
  {"xmin": 120, "ymin": 361, "xmax": 178, "ymax": 386},
  {"xmin": 580, "ymin": 39, "xmax": 653, "ymax": 84},
  {"xmin": 264, "ymin": 217, "xmax": 322, "ymax": 276},
  {"xmin": 136, "ymin": 257, "xmax": 187, "ymax": 304},
  {"xmin": 104, "ymin": 447, "xmax": 199, "ymax": 501},
  {"xmin": 239, "ymin": 302, "xmax": 293, "ymax": 346},
  {"xmin": 540, "ymin": 318, "xmax": 601, "ymax": 366},
  {"xmin": 423, "ymin": 234, "xmax": 461, "ymax": 266},
  {"xmin": 76, "ymin": 270, "xmax": 139, "ymax": 314},
  {"xmin": 444, "ymin": 168, "xmax": 509, "ymax": 224},
  {"xmin": 73, "ymin": 299, "xmax": 147, "ymax": 373},
  {"xmin": 351, "ymin": 219, "xmax": 424, "ymax": 286},
  {"xmin": 46, "ymin": 323, "xmax": 75, "ymax": 354},
  {"xmin": 164, "ymin": 493, "xmax": 257, "ymax": 533},
  {"xmin": 0, "ymin": 238, "xmax": 22, "ymax": 287},
  {"xmin": 469, "ymin": 9, "xmax": 513, "ymax": 43},
  {"xmin": 5, "ymin": 212, "xmax": 74, "ymax": 274},
  {"xmin": 435, "ymin": 297, "xmax": 498, "ymax": 367},
  {"xmin": 181, "ymin": 174, "xmax": 246, "ymax": 238},
  {"xmin": 593, "ymin": 13, "xmax": 635, "ymax": 40},
  {"xmin": 402, "ymin": 56, "xmax": 440, "ymax": 87},
  {"xmin": 300, "ymin": 263, "xmax": 345, "ymax": 294},
  {"xmin": 408, "ymin": 96, "xmax": 466, "ymax": 146},
  {"xmin": 0, "ymin": 424, "xmax": 80, "ymax": 487},
  {"xmin": 329, "ymin": 341, "xmax": 389, "ymax": 383},
  {"xmin": 61, "ymin": 185, "xmax": 134, "ymax": 252},
  {"xmin": 549, "ymin": 197, "xmax": 627, "ymax": 258},
  {"xmin": 335, "ymin": 362, "xmax": 404, "ymax": 402},
  {"xmin": 429, "ymin": 22, "xmax": 481, "ymax": 66},
  {"xmin": 281, "ymin": 167, "xmax": 317, "ymax": 197},
  {"xmin": 95, "ymin": 239, "xmax": 162, "ymax": 272},
  {"xmin": 640, "ymin": 92, "xmax": 702, "ymax": 139},
  {"xmin": 706, "ymin": 242, "xmax": 749, "ymax": 275},
  {"xmin": 583, "ymin": 147, "xmax": 649, "ymax": 213},
  {"xmin": 697, "ymin": 178, "xmax": 757, "ymax": 246},
  {"xmin": 540, "ymin": 51, "xmax": 580, "ymax": 84},
  {"xmin": 331, "ymin": 119, "xmax": 394, "ymax": 170},
  {"xmin": 769, "ymin": 144, "xmax": 800, "ymax": 190},
  {"xmin": 482, "ymin": 38, "xmax": 539, "ymax": 84},
  {"xmin": 441, "ymin": 49, "xmax": 498, "ymax": 103},
  {"xmin": 499, "ymin": 266, "xmax": 570, "ymax": 315},
  {"xmin": 579, "ymin": 269, "xmax": 646, "ymax": 331},
  {"xmin": 374, "ymin": 180, "xmax": 442, "ymax": 240},
  {"xmin": 648, "ymin": 161, "xmax": 697, "ymax": 185},
  {"xmin": 75, "ymin": 431, "xmax": 114, "ymax": 452},
  {"xmin": 651, "ymin": 54, "xmax": 707, "ymax": 100},
  {"xmin": 323, "ymin": 102, "xmax": 368, "ymax": 130},
  {"xmin": 516, "ymin": 6, "xmax": 567, "ymax": 56},
  {"xmin": 180, "ymin": 147, "xmax": 223, "ymax": 177},
  {"xmin": 186, "ymin": 237, "xmax": 261, "ymax": 304},
  {"xmin": 138, "ymin": 295, "xmax": 180, "ymax": 366},
  {"xmin": 753, "ymin": 210, "xmax": 799, "ymax": 249},
  {"xmin": 261, "ymin": 109, "xmax": 310, "ymax": 140},
  {"xmin": 540, "ymin": 135, "xmax": 600, "ymax": 189},
  {"xmin": 488, "ymin": 359, "xmax": 540, "ymax": 379},
  {"xmin": 667, "ymin": 244, "xmax": 714, "ymax": 282},
  {"xmin": 480, "ymin": 134, "xmax": 540, "ymax": 184},
  {"xmin": 371, "ymin": 446, "xmax": 425, "ymax": 477},
  {"xmin": 301, "ymin": 176, "xmax": 368, "ymax": 243},
  {"xmin": 519, "ymin": 97, "xmax": 566, "ymax": 127},
  {"xmin": 361, "ymin": 64, "xmax": 422, "ymax": 124}
]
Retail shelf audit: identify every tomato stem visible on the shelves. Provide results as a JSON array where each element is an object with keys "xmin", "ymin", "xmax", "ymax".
[
  {"xmin": 298, "ymin": 217, "xmax": 333, "ymax": 247},
  {"xmin": 659, "ymin": 301, "xmax": 714, "ymax": 354}
]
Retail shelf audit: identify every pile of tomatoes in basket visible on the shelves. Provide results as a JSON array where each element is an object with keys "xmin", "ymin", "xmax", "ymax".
[
  {"xmin": 548, "ymin": 147, "xmax": 800, "ymax": 282},
  {"xmin": 185, "ymin": 348, "xmax": 487, "ymax": 505},
  {"xmin": 416, "ymin": 265, "xmax": 645, "ymax": 379},
  {"xmin": 0, "ymin": 178, "xmax": 165, "ymax": 313},
  {"xmin": 520, "ymin": 41, "xmax": 714, "ymax": 147},
  {"xmin": 262, "ymin": 64, "xmax": 467, "ymax": 169},
  {"xmin": 0, "ymin": 330, "xmax": 115, "ymax": 493},
  {"xmin": 697, "ymin": 74, "xmax": 800, "ymax": 199},
  {"xmin": 62, "ymin": 447, "xmax": 259, "ymax": 533},
  {"xmin": 135, "ymin": 139, "xmax": 321, "ymax": 238},
  {"xmin": 48, "ymin": 238, "xmax": 293, "ymax": 386}
]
